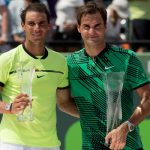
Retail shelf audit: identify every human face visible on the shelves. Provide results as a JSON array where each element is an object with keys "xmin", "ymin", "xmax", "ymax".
[
  {"xmin": 77, "ymin": 12, "xmax": 106, "ymax": 47},
  {"xmin": 22, "ymin": 11, "xmax": 50, "ymax": 44}
]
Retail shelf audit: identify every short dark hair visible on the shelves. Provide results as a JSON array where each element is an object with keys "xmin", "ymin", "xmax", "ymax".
[
  {"xmin": 20, "ymin": 3, "xmax": 50, "ymax": 24},
  {"xmin": 77, "ymin": 1, "xmax": 107, "ymax": 25}
]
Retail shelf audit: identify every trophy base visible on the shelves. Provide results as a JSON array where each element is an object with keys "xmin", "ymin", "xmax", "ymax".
[{"xmin": 16, "ymin": 111, "xmax": 34, "ymax": 122}]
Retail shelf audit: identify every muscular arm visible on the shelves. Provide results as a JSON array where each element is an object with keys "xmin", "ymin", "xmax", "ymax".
[
  {"xmin": 56, "ymin": 88, "xmax": 79, "ymax": 118},
  {"xmin": 128, "ymin": 84, "xmax": 150, "ymax": 125},
  {"xmin": 105, "ymin": 84, "xmax": 150, "ymax": 150}
]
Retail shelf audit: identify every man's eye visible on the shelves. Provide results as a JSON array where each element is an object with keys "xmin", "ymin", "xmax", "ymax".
[
  {"xmin": 95, "ymin": 26, "xmax": 101, "ymax": 30},
  {"xmin": 39, "ymin": 22, "xmax": 46, "ymax": 26},
  {"xmin": 28, "ymin": 22, "xmax": 34, "ymax": 26},
  {"xmin": 83, "ymin": 26, "xmax": 90, "ymax": 30}
]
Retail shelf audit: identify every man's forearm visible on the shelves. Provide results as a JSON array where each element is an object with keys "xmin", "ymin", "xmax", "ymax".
[
  {"xmin": 58, "ymin": 98, "xmax": 79, "ymax": 118},
  {"xmin": 57, "ymin": 88, "xmax": 79, "ymax": 118},
  {"xmin": 128, "ymin": 90, "xmax": 150, "ymax": 126}
]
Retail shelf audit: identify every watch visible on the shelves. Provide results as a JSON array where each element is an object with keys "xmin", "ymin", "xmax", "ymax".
[
  {"xmin": 4, "ymin": 103, "xmax": 12, "ymax": 111},
  {"xmin": 126, "ymin": 120, "xmax": 135, "ymax": 132}
]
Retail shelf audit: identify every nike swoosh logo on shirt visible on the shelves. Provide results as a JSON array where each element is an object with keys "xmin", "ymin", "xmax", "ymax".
[
  {"xmin": 105, "ymin": 66, "xmax": 114, "ymax": 70},
  {"xmin": 37, "ymin": 75, "xmax": 45, "ymax": 78}
]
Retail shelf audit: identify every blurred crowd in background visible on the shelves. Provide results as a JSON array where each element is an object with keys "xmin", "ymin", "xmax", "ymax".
[{"xmin": 0, "ymin": 0, "xmax": 150, "ymax": 53}]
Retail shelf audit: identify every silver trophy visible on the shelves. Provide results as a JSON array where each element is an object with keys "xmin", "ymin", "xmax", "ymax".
[
  {"xmin": 16, "ymin": 61, "xmax": 35, "ymax": 121},
  {"xmin": 103, "ymin": 72, "xmax": 125, "ymax": 145}
]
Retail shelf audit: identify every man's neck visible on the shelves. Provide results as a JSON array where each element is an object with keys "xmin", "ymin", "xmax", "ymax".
[
  {"xmin": 85, "ymin": 43, "xmax": 106, "ymax": 57},
  {"xmin": 24, "ymin": 42, "xmax": 45, "ymax": 56}
]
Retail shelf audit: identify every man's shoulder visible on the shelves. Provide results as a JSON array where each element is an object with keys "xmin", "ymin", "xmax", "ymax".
[
  {"xmin": 0, "ymin": 45, "xmax": 22, "ymax": 71},
  {"xmin": 46, "ymin": 48, "xmax": 67, "ymax": 61},
  {"xmin": 0, "ymin": 45, "xmax": 21, "ymax": 60},
  {"xmin": 109, "ymin": 44, "xmax": 134, "ymax": 55},
  {"xmin": 67, "ymin": 49, "xmax": 84, "ymax": 59}
]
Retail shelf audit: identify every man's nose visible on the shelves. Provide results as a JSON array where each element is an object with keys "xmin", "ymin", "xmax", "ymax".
[
  {"xmin": 89, "ymin": 28, "xmax": 96, "ymax": 34},
  {"xmin": 35, "ymin": 24, "xmax": 40, "ymax": 29}
]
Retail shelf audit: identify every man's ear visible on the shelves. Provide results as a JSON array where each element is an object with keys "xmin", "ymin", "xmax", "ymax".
[
  {"xmin": 21, "ymin": 22, "xmax": 25, "ymax": 30},
  {"xmin": 77, "ymin": 24, "xmax": 80, "ymax": 33}
]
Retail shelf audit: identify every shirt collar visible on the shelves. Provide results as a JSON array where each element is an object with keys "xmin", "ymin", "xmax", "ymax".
[
  {"xmin": 84, "ymin": 43, "xmax": 110, "ymax": 58},
  {"xmin": 22, "ymin": 44, "xmax": 48, "ymax": 59}
]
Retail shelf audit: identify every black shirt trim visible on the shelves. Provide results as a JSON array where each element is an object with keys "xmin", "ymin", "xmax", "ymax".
[
  {"xmin": 133, "ymin": 81, "xmax": 150, "ymax": 90},
  {"xmin": 0, "ymin": 82, "xmax": 5, "ymax": 87},
  {"xmin": 84, "ymin": 43, "xmax": 110, "ymax": 58},
  {"xmin": 57, "ymin": 85, "xmax": 70, "ymax": 89},
  {"xmin": 22, "ymin": 44, "xmax": 48, "ymax": 59}
]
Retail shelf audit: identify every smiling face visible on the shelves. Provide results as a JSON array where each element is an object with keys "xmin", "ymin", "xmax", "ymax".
[
  {"xmin": 21, "ymin": 11, "xmax": 50, "ymax": 45},
  {"xmin": 77, "ymin": 12, "xmax": 106, "ymax": 47}
]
